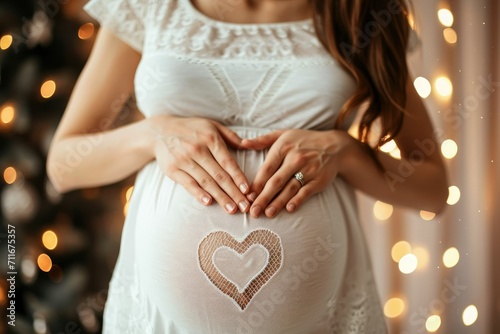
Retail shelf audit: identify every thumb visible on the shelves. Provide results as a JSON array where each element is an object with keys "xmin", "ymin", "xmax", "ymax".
[{"xmin": 240, "ymin": 130, "xmax": 285, "ymax": 150}]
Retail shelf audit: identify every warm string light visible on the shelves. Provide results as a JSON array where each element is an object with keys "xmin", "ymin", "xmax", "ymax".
[
  {"xmin": 0, "ymin": 34, "xmax": 13, "ymax": 50},
  {"xmin": 443, "ymin": 28, "xmax": 458, "ymax": 44},
  {"xmin": 123, "ymin": 186, "xmax": 134, "ymax": 216},
  {"xmin": 384, "ymin": 298, "xmax": 405, "ymax": 318},
  {"xmin": 37, "ymin": 254, "xmax": 52, "ymax": 272},
  {"xmin": 414, "ymin": 77, "xmax": 432, "ymax": 98},
  {"xmin": 412, "ymin": 246, "xmax": 429, "ymax": 270},
  {"xmin": 1, "ymin": 105, "xmax": 15, "ymax": 124},
  {"xmin": 41, "ymin": 80, "xmax": 56, "ymax": 98},
  {"xmin": 42, "ymin": 230, "xmax": 58, "ymax": 250},
  {"xmin": 78, "ymin": 23, "xmax": 95, "ymax": 40},
  {"xmin": 3, "ymin": 167, "xmax": 17, "ymax": 184},
  {"xmin": 435, "ymin": 76, "xmax": 453, "ymax": 97},
  {"xmin": 462, "ymin": 305, "xmax": 478, "ymax": 326},
  {"xmin": 441, "ymin": 139, "xmax": 458, "ymax": 159},
  {"xmin": 373, "ymin": 201, "xmax": 393, "ymax": 220},
  {"xmin": 426, "ymin": 315, "xmax": 442, "ymax": 332},
  {"xmin": 420, "ymin": 210, "xmax": 436, "ymax": 221},
  {"xmin": 447, "ymin": 185, "xmax": 461, "ymax": 205},
  {"xmin": 391, "ymin": 241, "xmax": 412, "ymax": 262},
  {"xmin": 399, "ymin": 253, "xmax": 418, "ymax": 274},
  {"xmin": 437, "ymin": 9, "xmax": 454, "ymax": 27},
  {"xmin": 443, "ymin": 247, "xmax": 460, "ymax": 268},
  {"xmin": 380, "ymin": 140, "xmax": 396, "ymax": 153}
]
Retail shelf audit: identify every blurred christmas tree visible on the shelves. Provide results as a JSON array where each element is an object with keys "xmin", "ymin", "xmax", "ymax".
[{"xmin": 1, "ymin": 1, "xmax": 136, "ymax": 333}]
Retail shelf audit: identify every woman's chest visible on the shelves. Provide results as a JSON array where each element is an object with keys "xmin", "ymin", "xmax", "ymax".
[{"xmin": 134, "ymin": 55, "xmax": 357, "ymax": 129}]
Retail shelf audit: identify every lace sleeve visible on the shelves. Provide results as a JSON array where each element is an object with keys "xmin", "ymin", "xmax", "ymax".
[{"xmin": 83, "ymin": 0, "xmax": 147, "ymax": 53}]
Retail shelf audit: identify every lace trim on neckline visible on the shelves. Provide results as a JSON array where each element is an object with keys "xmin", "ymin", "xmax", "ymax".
[{"xmin": 181, "ymin": 0, "xmax": 314, "ymax": 30}]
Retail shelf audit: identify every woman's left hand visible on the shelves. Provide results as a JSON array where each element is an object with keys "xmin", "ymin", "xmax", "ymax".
[{"xmin": 240, "ymin": 129, "xmax": 354, "ymax": 218}]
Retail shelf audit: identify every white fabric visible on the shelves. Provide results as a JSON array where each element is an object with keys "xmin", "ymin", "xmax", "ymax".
[{"xmin": 84, "ymin": 0, "xmax": 388, "ymax": 333}]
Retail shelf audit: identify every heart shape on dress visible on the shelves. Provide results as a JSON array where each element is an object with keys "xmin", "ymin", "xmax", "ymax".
[
  {"xmin": 198, "ymin": 229, "xmax": 283, "ymax": 310},
  {"xmin": 213, "ymin": 244, "xmax": 269, "ymax": 293}
]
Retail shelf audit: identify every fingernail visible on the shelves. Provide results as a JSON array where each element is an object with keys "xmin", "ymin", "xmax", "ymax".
[
  {"xmin": 240, "ymin": 183, "xmax": 248, "ymax": 193},
  {"xmin": 251, "ymin": 205, "xmax": 262, "ymax": 217},
  {"xmin": 225, "ymin": 203, "xmax": 235, "ymax": 213},
  {"xmin": 287, "ymin": 203, "xmax": 296, "ymax": 212},
  {"xmin": 238, "ymin": 201, "xmax": 249, "ymax": 212},
  {"xmin": 266, "ymin": 206, "xmax": 276, "ymax": 217},
  {"xmin": 202, "ymin": 196, "xmax": 210, "ymax": 204},
  {"xmin": 248, "ymin": 192, "xmax": 257, "ymax": 202}
]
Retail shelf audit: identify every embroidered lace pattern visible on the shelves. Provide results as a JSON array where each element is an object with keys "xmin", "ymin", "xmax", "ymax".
[
  {"xmin": 143, "ymin": 0, "xmax": 335, "ymax": 64},
  {"xmin": 325, "ymin": 269, "xmax": 388, "ymax": 334},
  {"xmin": 198, "ymin": 229, "xmax": 283, "ymax": 310},
  {"xmin": 103, "ymin": 266, "xmax": 154, "ymax": 334}
]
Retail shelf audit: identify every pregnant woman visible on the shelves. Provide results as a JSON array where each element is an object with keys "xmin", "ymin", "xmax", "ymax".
[{"xmin": 47, "ymin": 0, "xmax": 448, "ymax": 333}]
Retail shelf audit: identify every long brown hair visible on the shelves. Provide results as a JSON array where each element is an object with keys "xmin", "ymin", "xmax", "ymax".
[{"xmin": 312, "ymin": 0, "xmax": 411, "ymax": 148}]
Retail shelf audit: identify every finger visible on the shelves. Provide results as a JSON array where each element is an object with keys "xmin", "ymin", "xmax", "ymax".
[
  {"xmin": 211, "ymin": 121, "xmax": 244, "ymax": 149},
  {"xmin": 179, "ymin": 160, "xmax": 242, "ymax": 214},
  {"xmin": 170, "ymin": 169, "xmax": 212, "ymax": 206},
  {"xmin": 246, "ymin": 140, "xmax": 286, "ymax": 203},
  {"xmin": 285, "ymin": 180, "xmax": 318, "ymax": 213},
  {"xmin": 194, "ymin": 151, "xmax": 250, "ymax": 213},
  {"xmin": 249, "ymin": 160, "xmax": 301, "ymax": 218},
  {"xmin": 263, "ymin": 177, "xmax": 302, "ymax": 218},
  {"xmin": 240, "ymin": 130, "xmax": 285, "ymax": 150},
  {"xmin": 206, "ymin": 135, "xmax": 251, "ymax": 196}
]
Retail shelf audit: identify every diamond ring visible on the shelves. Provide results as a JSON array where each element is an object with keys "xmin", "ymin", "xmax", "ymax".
[{"xmin": 294, "ymin": 172, "xmax": 305, "ymax": 187}]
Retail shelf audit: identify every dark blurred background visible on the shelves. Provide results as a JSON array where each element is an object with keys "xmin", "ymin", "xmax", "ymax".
[{"xmin": 0, "ymin": 1, "xmax": 138, "ymax": 333}]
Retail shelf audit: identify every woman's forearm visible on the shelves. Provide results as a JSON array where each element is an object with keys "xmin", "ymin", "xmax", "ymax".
[
  {"xmin": 47, "ymin": 119, "xmax": 154, "ymax": 192},
  {"xmin": 339, "ymin": 138, "xmax": 449, "ymax": 214}
]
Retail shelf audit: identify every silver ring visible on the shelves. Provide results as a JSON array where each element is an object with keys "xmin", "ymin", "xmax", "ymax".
[{"xmin": 294, "ymin": 172, "xmax": 305, "ymax": 187}]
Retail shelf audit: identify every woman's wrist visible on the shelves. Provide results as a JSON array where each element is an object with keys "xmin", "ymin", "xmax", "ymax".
[{"xmin": 328, "ymin": 130, "xmax": 357, "ymax": 177}]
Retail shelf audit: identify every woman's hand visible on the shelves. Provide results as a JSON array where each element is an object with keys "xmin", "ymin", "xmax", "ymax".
[
  {"xmin": 240, "ymin": 129, "xmax": 354, "ymax": 218},
  {"xmin": 147, "ymin": 115, "xmax": 251, "ymax": 214}
]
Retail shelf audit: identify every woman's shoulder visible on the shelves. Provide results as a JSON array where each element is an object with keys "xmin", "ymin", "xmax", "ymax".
[{"xmin": 83, "ymin": 0, "xmax": 179, "ymax": 53}]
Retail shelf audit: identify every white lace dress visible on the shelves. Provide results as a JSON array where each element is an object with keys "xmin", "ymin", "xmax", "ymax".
[{"xmin": 84, "ymin": 0, "xmax": 388, "ymax": 333}]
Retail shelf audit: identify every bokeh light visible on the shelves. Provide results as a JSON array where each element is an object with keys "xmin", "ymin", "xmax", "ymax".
[
  {"xmin": 37, "ymin": 254, "xmax": 53, "ymax": 272},
  {"xmin": 21, "ymin": 258, "xmax": 37, "ymax": 282},
  {"xmin": 426, "ymin": 315, "xmax": 442, "ymax": 332},
  {"xmin": 389, "ymin": 147, "xmax": 401, "ymax": 160},
  {"xmin": 391, "ymin": 241, "xmax": 412, "ymax": 262},
  {"xmin": 447, "ymin": 185, "xmax": 461, "ymax": 205},
  {"xmin": 463, "ymin": 305, "xmax": 478, "ymax": 326},
  {"xmin": 380, "ymin": 140, "xmax": 397, "ymax": 153},
  {"xmin": 373, "ymin": 201, "xmax": 394, "ymax": 221},
  {"xmin": 443, "ymin": 28, "xmax": 458, "ymax": 44},
  {"xmin": 399, "ymin": 253, "xmax": 418, "ymax": 274},
  {"xmin": 413, "ymin": 246, "xmax": 430, "ymax": 269},
  {"xmin": 42, "ymin": 230, "xmax": 58, "ymax": 250},
  {"xmin": 78, "ymin": 23, "xmax": 95, "ymax": 40},
  {"xmin": 124, "ymin": 202, "xmax": 130, "ymax": 216},
  {"xmin": 384, "ymin": 298, "xmax": 405, "ymax": 318},
  {"xmin": 438, "ymin": 9, "xmax": 454, "ymax": 27},
  {"xmin": 4, "ymin": 167, "xmax": 17, "ymax": 184},
  {"xmin": 441, "ymin": 139, "xmax": 458, "ymax": 159},
  {"xmin": 420, "ymin": 210, "xmax": 436, "ymax": 221},
  {"xmin": 435, "ymin": 76, "xmax": 453, "ymax": 97},
  {"xmin": 0, "ymin": 34, "xmax": 13, "ymax": 50},
  {"xmin": 414, "ymin": 77, "xmax": 432, "ymax": 98},
  {"xmin": 443, "ymin": 247, "xmax": 460, "ymax": 268},
  {"xmin": 41, "ymin": 80, "xmax": 56, "ymax": 98},
  {"xmin": 125, "ymin": 186, "xmax": 134, "ymax": 201},
  {"xmin": 1, "ymin": 105, "xmax": 15, "ymax": 124}
]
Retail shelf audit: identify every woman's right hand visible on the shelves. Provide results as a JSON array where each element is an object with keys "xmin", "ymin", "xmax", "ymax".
[{"xmin": 146, "ymin": 114, "xmax": 251, "ymax": 214}]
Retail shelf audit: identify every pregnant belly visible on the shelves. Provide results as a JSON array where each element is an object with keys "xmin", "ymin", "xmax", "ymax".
[{"xmin": 133, "ymin": 127, "xmax": 349, "ymax": 334}]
